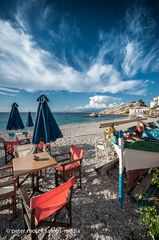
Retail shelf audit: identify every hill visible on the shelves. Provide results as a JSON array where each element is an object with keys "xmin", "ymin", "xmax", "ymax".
[{"xmin": 99, "ymin": 100, "xmax": 147, "ymax": 116}]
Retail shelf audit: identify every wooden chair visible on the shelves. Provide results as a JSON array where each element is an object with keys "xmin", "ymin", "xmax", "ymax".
[
  {"xmin": 3, "ymin": 141, "xmax": 21, "ymax": 164},
  {"xmin": 55, "ymin": 145, "xmax": 84, "ymax": 188},
  {"xmin": 20, "ymin": 177, "xmax": 75, "ymax": 240},
  {"xmin": 0, "ymin": 165, "xmax": 17, "ymax": 220},
  {"xmin": 14, "ymin": 144, "xmax": 34, "ymax": 188}
]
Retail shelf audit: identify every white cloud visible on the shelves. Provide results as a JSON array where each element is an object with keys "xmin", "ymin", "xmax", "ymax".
[
  {"xmin": 122, "ymin": 42, "xmax": 143, "ymax": 77},
  {"xmin": 121, "ymin": 5, "xmax": 159, "ymax": 77},
  {"xmin": 0, "ymin": 91, "xmax": 15, "ymax": 96},
  {"xmin": 0, "ymin": 19, "xmax": 149, "ymax": 95},
  {"xmin": 76, "ymin": 95, "xmax": 122, "ymax": 110},
  {"xmin": 0, "ymin": 87, "xmax": 19, "ymax": 92}
]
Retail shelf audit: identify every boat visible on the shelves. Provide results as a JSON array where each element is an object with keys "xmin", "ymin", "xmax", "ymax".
[
  {"xmin": 113, "ymin": 138, "xmax": 159, "ymax": 193},
  {"xmin": 123, "ymin": 141, "xmax": 159, "ymax": 192}
]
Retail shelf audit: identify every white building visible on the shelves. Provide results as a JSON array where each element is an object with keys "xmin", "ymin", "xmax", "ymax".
[
  {"xmin": 150, "ymin": 96, "xmax": 159, "ymax": 108},
  {"xmin": 129, "ymin": 106, "xmax": 149, "ymax": 116}
]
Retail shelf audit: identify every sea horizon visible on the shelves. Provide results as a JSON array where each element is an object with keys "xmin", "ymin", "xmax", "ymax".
[{"xmin": 0, "ymin": 112, "xmax": 127, "ymax": 132}]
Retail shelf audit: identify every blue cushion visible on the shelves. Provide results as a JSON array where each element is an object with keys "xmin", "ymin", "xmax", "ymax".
[
  {"xmin": 8, "ymin": 132, "xmax": 15, "ymax": 137},
  {"xmin": 23, "ymin": 131, "xmax": 28, "ymax": 135}
]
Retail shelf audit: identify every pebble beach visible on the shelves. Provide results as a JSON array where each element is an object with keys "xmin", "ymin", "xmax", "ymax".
[{"xmin": 1, "ymin": 117, "xmax": 158, "ymax": 240}]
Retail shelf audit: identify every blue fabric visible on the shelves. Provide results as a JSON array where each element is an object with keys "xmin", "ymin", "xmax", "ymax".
[
  {"xmin": 127, "ymin": 126, "xmax": 136, "ymax": 132},
  {"xmin": 26, "ymin": 112, "xmax": 34, "ymax": 127},
  {"xmin": 32, "ymin": 94, "xmax": 63, "ymax": 144},
  {"xmin": 8, "ymin": 132, "xmax": 15, "ymax": 137},
  {"xmin": 6, "ymin": 103, "xmax": 24, "ymax": 130},
  {"xmin": 142, "ymin": 129, "xmax": 159, "ymax": 142},
  {"xmin": 23, "ymin": 131, "xmax": 29, "ymax": 135}
]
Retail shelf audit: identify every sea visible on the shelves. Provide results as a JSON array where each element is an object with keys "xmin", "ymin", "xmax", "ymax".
[{"xmin": 0, "ymin": 112, "xmax": 127, "ymax": 132}]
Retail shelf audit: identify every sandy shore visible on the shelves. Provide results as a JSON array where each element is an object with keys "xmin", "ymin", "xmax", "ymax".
[{"xmin": 0, "ymin": 117, "xmax": 158, "ymax": 239}]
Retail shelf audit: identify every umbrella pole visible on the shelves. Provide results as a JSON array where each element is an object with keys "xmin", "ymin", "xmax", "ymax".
[{"xmin": 118, "ymin": 130, "xmax": 124, "ymax": 208}]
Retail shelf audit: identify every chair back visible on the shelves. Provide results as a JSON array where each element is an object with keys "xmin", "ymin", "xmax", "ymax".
[
  {"xmin": 4, "ymin": 141, "xmax": 21, "ymax": 154},
  {"xmin": 14, "ymin": 144, "xmax": 34, "ymax": 157},
  {"xmin": 30, "ymin": 177, "xmax": 75, "ymax": 224},
  {"xmin": 70, "ymin": 145, "xmax": 84, "ymax": 161}
]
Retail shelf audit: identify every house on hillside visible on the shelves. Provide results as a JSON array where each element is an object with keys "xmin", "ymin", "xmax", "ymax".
[
  {"xmin": 150, "ymin": 96, "xmax": 159, "ymax": 108},
  {"xmin": 129, "ymin": 106, "xmax": 149, "ymax": 117}
]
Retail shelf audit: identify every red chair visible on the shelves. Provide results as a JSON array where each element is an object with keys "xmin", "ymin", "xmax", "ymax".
[
  {"xmin": 20, "ymin": 177, "xmax": 75, "ymax": 240},
  {"xmin": 0, "ymin": 165, "xmax": 17, "ymax": 220},
  {"xmin": 36, "ymin": 138, "xmax": 50, "ymax": 153},
  {"xmin": 55, "ymin": 145, "xmax": 84, "ymax": 188},
  {"xmin": 3, "ymin": 141, "xmax": 21, "ymax": 164}
]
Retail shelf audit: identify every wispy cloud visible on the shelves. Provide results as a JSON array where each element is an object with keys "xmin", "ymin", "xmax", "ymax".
[
  {"xmin": 0, "ymin": 87, "xmax": 19, "ymax": 92},
  {"xmin": 0, "ymin": 2, "xmax": 158, "ymax": 96},
  {"xmin": 121, "ymin": 5, "xmax": 159, "ymax": 77},
  {"xmin": 0, "ymin": 91, "xmax": 15, "ymax": 96},
  {"xmin": 0, "ymin": 19, "xmax": 145, "ymax": 95},
  {"xmin": 76, "ymin": 95, "xmax": 122, "ymax": 110}
]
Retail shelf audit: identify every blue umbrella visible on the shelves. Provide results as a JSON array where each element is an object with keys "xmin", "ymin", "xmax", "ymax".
[
  {"xmin": 26, "ymin": 112, "xmax": 34, "ymax": 127},
  {"xmin": 32, "ymin": 94, "xmax": 63, "ymax": 144},
  {"xmin": 6, "ymin": 103, "xmax": 24, "ymax": 130}
]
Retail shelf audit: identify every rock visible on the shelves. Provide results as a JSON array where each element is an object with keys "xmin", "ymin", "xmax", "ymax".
[{"xmin": 89, "ymin": 112, "xmax": 98, "ymax": 117}]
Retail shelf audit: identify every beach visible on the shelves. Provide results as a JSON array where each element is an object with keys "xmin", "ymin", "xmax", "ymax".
[{"xmin": 0, "ymin": 117, "xmax": 159, "ymax": 239}]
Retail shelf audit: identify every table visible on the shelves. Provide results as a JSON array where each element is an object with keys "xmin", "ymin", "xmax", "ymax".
[
  {"xmin": 16, "ymin": 134, "xmax": 32, "ymax": 143},
  {"xmin": 13, "ymin": 152, "xmax": 57, "ymax": 194}
]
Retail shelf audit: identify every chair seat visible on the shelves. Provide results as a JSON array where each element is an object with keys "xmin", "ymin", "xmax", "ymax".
[
  {"xmin": 0, "ymin": 185, "xmax": 14, "ymax": 199},
  {"xmin": 57, "ymin": 161, "xmax": 80, "ymax": 172}
]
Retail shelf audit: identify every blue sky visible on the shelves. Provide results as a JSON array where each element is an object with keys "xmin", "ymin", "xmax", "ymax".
[{"xmin": 0, "ymin": 0, "xmax": 159, "ymax": 112}]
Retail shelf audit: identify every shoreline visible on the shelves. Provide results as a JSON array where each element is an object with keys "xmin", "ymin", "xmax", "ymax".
[
  {"xmin": 0, "ymin": 113, "xmax": 128, "ymax": 133},
  {"xmin": 1, "ymin": 116, "xmax": 159, "ymax": 136}
]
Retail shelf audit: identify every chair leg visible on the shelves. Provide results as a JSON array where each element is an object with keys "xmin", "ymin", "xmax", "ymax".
[
  {"xmin": 12, "ymin": 195, "xmax": 17, "ymax": 220},
  {"xmin": 31, "ymin": 232, "xmax": 36, "ymax": 240},
  {"xmin": 55, "ymin": 170, "xmax": 59, "ymax": 187},
  {"xmin": 79, "ymin": 167, "xmax": 82, "ymax": 189},
  {"xmin": 5, "ymin": 152, "xmax": 8, "ymax": 164},
  {"xmin": 67, "ymin": 201, "xmax": 72, "ymax": 227},
  {"xmin": 95, "ymin": 143, "xmax": 98, "ymax": 161},
  {"xmin": 22, "ymin": 202, "xmax": 28, "ymax": 232},
  {"xmin": 31, "ymin": 209, "xmax": 36, "ymax": 240},
  {"xmin": 17, "ymin": 177, "xmax": 20, "ymax": 188}
]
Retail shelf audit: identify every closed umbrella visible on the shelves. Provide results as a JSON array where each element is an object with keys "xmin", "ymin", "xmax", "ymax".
[
  {"xmin": 32, "ymin": 94, "xmax": 63, "ymax": 144},
  {"xmin": 6, "ymin": 102, "xmax": 24, "ymax": 130},
  {"xmin": 26, "ymin": 112, "xmax": 34, "ymax": 127}
]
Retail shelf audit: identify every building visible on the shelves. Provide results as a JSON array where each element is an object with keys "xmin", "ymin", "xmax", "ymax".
[
  {"xmin": 129, "ymin": 106, "xmax": 149, "ymax": 116},
  {"xmin": 150, "ymin": 96, "xmax": 159, "ymax": 108}
]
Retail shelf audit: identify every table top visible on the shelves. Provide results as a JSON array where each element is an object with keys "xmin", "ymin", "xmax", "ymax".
[
  {"xmin": 16, "ymin": 134, "xmax": 32, "ymax": 141},
  {"xmin": 13, "ymin": 152, "xmax": 57, "ymax": 177}
]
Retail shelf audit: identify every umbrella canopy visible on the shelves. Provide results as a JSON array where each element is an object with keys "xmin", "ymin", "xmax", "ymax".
[
  {"xmin": 6, "ymin": 103, "xmax": 24, "ymax": 130},
  {"xmin": 26, "ymin": 112, "xmax": 34, "ymax": 127},
  {"xmin": 32, "ymin": 94, "xmax": 63, "ymax": 144}
]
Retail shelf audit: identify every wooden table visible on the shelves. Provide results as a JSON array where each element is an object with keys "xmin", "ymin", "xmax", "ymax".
[
  {"xmin": 16, "ymin": 134, "xmax": 32, "ymax": 143},
  {"xmin": 13, "ymin": 152, "xmax": 57, "ymax": 194}
]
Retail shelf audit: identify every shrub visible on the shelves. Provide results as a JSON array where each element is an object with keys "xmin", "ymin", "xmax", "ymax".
[{"xmin": 139, "ymin": 169, "xmax": 159, "ymax": 240}]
